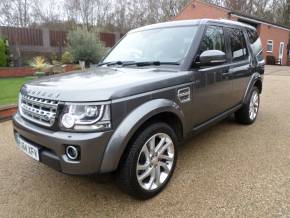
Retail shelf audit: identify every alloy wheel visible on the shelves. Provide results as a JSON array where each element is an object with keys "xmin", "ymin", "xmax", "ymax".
[
  {"xmin": 249, "ymin": 90, "xmax": 259, "ymax": 120},
  {"xmin": 136, "ymin": 133, "xmax": 175, "ymax": 191}
]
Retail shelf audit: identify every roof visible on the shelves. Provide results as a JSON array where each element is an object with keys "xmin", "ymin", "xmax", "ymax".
[
  {"xmin": 229, "ymin": 11, "xmax": 290, "ymax": 31},
  {"xmin": 130, "ymin": 19, "xmax": 256, "ymax": 33},
  {"xmin": 193, "ymin": 0, "xmax": 289, "ymax": 31},
  {"xmin": 130, "ymin": 19, "xmax": 201, "ymax": 33}
]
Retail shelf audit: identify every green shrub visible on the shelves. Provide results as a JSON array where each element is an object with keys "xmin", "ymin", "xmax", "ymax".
[
  {"xmin": 4, "ymin": 39, "xmax": 11, "ymax": 66},
  {"xmin": 30, "ymin": 56, "xmax": 48, "ymax": 71},
  {"xmin": 0, "ymin": 38, "xmax": 8, "ymax": 67},
  {"xmin": 34, "ymin": 71, "xmax": 46, "ymax": 77},
  {"xmin": 67, "ymin": 28, "xmax": 105, "ymax": 66},
  {"xmin": 50, "ymin": 52, "xmax": 58, "ymax": 62},
  {"xmin": 61, "ymin": 51, "xmax": 74, "ymax": 64}
]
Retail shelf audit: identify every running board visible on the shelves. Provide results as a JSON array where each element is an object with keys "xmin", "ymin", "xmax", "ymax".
[{"xmin": 192, "ymin": 104, "xmax": 242, "ymax": 135}]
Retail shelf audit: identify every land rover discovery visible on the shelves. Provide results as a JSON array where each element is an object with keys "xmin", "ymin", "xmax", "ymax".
[{"xmin": 13, "ymin": 19, "xmax": 264, "ymax": 199}]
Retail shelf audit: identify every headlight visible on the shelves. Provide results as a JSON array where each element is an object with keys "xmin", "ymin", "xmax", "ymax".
[{"xmin": 60, "ymin": 103, "xmax": 111, "ymax": 132}]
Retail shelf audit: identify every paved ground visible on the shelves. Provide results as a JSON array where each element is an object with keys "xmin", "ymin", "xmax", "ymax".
[{"xmin": 0, "ymin": 66, "xmax": 290, "ymax": 217}]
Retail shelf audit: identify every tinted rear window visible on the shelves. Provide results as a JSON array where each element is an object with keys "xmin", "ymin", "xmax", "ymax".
[
  {"xmin": 246, "ymin": 28, "xmax": 263, "ymax": 61},
  {"xmin": 247, "ymin": 28, "xmax": 259, "ymax": 44},
  {"xmin": 227, "ymin": 28, "xmax": 248, "ymax": 62}
]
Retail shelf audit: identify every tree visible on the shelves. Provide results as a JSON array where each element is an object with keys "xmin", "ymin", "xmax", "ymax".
[
  {"xmin": 0, "ymin": 0, "xmax": 289, "ymax": 31},
  {"xmin": 0, "ymin": 0, "xmax": 31, "ymax": 27},
  {"xmin": 223, "ymin": 0, "xmax": 254, "ymax": 14},
  {"xmin": 67, "ymin": 28, "xmax": 105, "ymax": 65},
  {"xmin": 0, "ymin": 2, "xmax": 14, "ymax": 26},
  {"xmin": 31, "ymin": 0, "xmax": 63, "ymax": 25},
  {"xmin": 15, "ymin": 0, "xmax": 30, "ymax": 27},
  {"xmin": 283, "ymin": 0, "xmax": 290, "ymax": 27},
  {"xmin": 63, "ymin": 0, "xmax": 112, "ymax": 30},
  {"xmin": 78, "ymin": 0, "xmax": 95, "ymax": 30}
]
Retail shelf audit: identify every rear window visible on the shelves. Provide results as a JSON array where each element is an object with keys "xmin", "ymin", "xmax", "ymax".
[
  {"xmin": 247, "ymin": 28, "xmax": 259, "ymax": 44},
  {"xmin": 227, "ymin": 28, "xmax": 249, "ymax": 62},
  {"xmin": 246, "ymin": 28, "xmax": 263, "ymax": 61}
]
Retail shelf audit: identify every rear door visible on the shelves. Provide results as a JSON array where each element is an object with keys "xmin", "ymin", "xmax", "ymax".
[
  {"xmin": 191, "ymin": 25, "xmax": 233, "ymax": 125},
  {"xmin": 225, "ymin": 27, "xmax": 252, "ymax": 104}
]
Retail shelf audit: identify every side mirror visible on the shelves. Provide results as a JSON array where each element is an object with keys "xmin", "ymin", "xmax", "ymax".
[{"xmin": 199, "ymin": 50, "xmax": 226, "ymax": 66}]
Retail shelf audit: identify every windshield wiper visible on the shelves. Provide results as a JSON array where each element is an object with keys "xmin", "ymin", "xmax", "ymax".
[
  {"xmin": 98, "ymin": 61, "xmax": 180, "ymax": 67},
  {"xmin": 98, "ymin": 61, "xmax": 124, "ymax": 66},
  {"xmin": 123, "ymin": 61, "xmax": 180, "ymax": 67}
]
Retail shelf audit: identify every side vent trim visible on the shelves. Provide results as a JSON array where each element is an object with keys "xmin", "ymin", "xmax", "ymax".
[{"xmin": 177, "ymin": 87, "xmax": 191, "ymax": 103}]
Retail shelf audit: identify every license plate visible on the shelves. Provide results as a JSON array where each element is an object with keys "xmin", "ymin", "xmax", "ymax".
[{"xmin": 15, "ymin": 134, "xmax": 40, "ymax": 161}]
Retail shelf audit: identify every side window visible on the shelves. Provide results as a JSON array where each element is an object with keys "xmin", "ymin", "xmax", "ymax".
[
  {"xmin": 199, "ymin": 26, "xmax": 226, "ymax": 54},
  {"xmin": 247, "ymin": 28, "xmax": 263, "ymax": 62},
  {"xmin": 227, "ymin": 28, "xmax": 249, "ymax": 62}
]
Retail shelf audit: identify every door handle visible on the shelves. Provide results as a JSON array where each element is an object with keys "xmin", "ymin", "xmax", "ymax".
[
  {"xmin": 222, "ymin": 70, "xmax": 234, "ymax": 76},
  {"xmin": 222, "ymin": 72, "xmax": 231, "ymax": 76}
]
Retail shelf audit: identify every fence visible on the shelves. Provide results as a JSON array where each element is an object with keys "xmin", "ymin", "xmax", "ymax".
[
  {"xmin": 0, "ymin": 26, "xmax": 123, "ymax": 66},
  {"xmin": 1, "ymin": 26, "xmax": 43, "ymax": 46}
]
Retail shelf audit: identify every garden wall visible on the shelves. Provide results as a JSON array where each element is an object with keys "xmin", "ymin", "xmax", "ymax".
[
  {"xmin": 0, "ymin": 105, "xmax": 17, "ymax": 122},
  {"xmin": 0, "ymin": 64, "xmax": 77, "ymax": 78},
  {"xmin": 0, "ymin": 26, "xmax": 123, "ymax": 66},
  {"xmin": 0, "ymin": 67, "xmax": 35, "ymax": 78}
]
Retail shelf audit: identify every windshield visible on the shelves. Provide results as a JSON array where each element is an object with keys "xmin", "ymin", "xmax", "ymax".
[{"xmin": 103, "ymin": 26, "xmax": 199, "ymax": 64}]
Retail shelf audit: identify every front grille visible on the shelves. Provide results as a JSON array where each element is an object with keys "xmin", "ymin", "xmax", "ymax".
[{"xmin": 19, "ymin": 94, "xmax": 59, "ymax": 127}]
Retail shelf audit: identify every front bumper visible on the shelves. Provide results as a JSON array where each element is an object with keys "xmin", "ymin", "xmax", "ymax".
[{"xmin": 13, "ymin": 112, "xmax": 113, "ymax": 175}]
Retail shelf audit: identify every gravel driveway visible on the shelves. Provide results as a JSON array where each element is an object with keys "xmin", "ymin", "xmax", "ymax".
[{"xmin": 0, "ymin": 66, "xmax": 289, "ymax": 217}]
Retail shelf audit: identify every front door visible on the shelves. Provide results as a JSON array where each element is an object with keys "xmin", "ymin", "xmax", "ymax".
[
  {"xmin": 191, "ymin": 25, "xmax": 233, "ymax": 126},
  {"xmin": 279, "ymin": 42, "xmax": 285, "ymax": 65}
]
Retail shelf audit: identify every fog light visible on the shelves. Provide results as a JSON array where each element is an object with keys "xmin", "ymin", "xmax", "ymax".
[{"xmin": 66, "ymin": 145, "xmax": 79, "ymax": 160}]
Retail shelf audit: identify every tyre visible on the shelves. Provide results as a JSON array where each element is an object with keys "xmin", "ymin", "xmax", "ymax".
[
  {"xmin": 117, "ymin": 122, "xmax": 177, "ymax": 199},
  {"xmin": 235, "ymin": 86, "xmax": 260, "ymax": 124}
]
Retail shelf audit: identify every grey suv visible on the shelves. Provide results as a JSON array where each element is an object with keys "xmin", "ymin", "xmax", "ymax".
[{"xmin": 13, "ymin": 19, "xmax": 264, "ymax": 199}]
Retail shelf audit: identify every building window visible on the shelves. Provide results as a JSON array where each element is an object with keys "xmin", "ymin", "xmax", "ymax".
[{"xmin": 267, "ymin": 40, "xmax": 273, "ymax": 53}]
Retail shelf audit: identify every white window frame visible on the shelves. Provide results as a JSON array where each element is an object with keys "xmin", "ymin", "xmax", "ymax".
[{"xmin": 267, "ymin": 40, "xmax": 273, "ymax": 53}]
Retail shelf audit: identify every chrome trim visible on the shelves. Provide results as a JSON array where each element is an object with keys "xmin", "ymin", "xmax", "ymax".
[
  {"xmin": 177, "ymin": 87, "xmax": 191, "ymax": 103},
  {"xmin": 19, "ymin": 93, "xmax": 59, "ymax": 127},
  {"xmin": 66, "ymin": 146, "xmax": 79, "ymax": 160},
  {"xmin": 73, "ymin": 105, "xmax": 105, "ymax": 125}
]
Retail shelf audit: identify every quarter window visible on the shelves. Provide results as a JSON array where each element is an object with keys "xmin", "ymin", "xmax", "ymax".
[
  {"xmin": 267, "ymin": 40, "xmax": 273, "ymax": 53},
  {"xmin": 227, "ymin": 28, "xmax": 248, "ymax": 61},
  {"xmin": 247, "ymin": 28, "xmax": 263, "ymax": 62},
  {"xmin": 247, "ymin": 28, "xmax": 259, "ymax": 44},
  {"xmin": 199, "ymin": 26, "xmax": 226, "ymax": 54}
]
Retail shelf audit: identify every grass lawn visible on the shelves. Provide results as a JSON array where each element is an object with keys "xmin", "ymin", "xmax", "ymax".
[{"xmin": 0, "ymin": 77, "xmax": 34, "ymax": 106}]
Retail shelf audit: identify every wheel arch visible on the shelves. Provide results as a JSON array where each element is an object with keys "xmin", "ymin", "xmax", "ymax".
[
  {"xmin": 100, "ymin": 99, "xmax": 185, "ymax": 173},
  {"xmin": 254, "ymin": 79, "xmax": 262, "ymax": 93},
  {"xmin": 243, "ymin": 73, "xmax": 263, "ymax": 104}
]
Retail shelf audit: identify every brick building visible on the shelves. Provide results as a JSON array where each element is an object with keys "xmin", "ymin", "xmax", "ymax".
[{"xmin": 175, "ymin": 0, "xmax": 290, "ymax": 65}]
